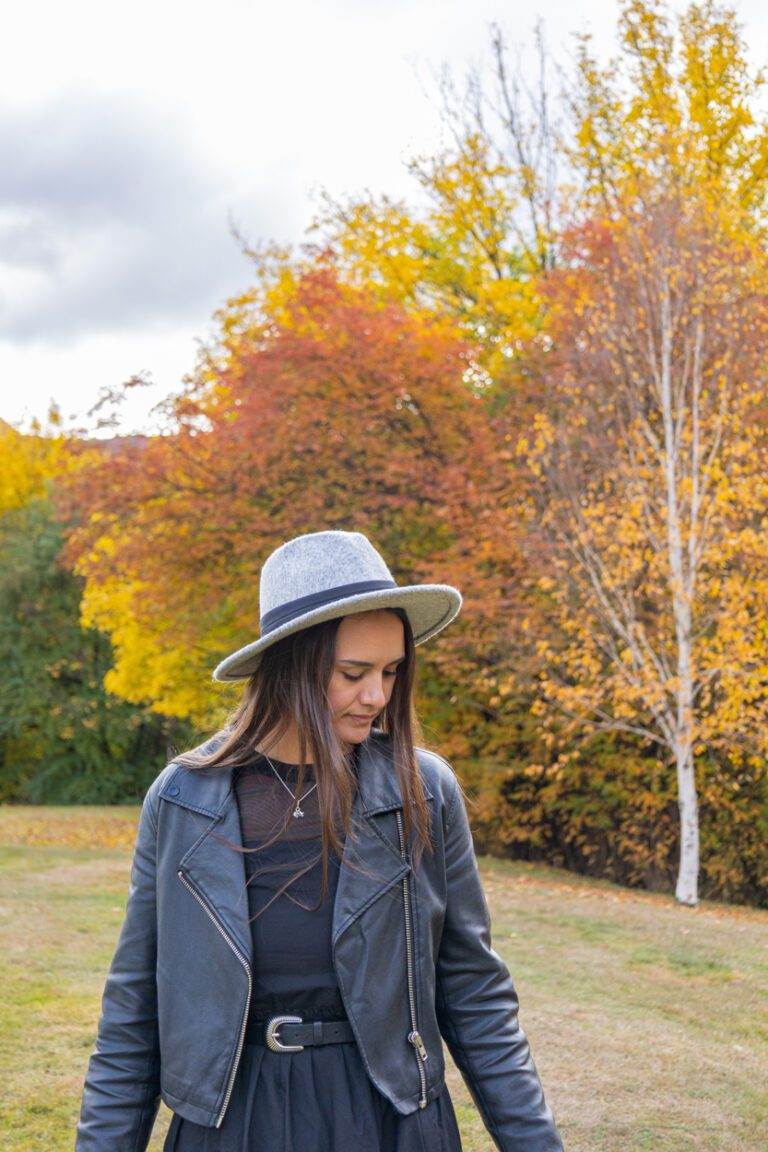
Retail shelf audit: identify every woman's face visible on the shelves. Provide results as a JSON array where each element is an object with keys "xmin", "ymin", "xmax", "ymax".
[{"xmin": 328, "ymin": 610, "xmax": 405, "ymax": 744}]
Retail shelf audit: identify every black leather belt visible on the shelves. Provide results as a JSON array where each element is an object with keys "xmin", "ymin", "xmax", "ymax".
[{"xmin": 246, "ymin": 1014, "xmax": 355, "ymax": 1052}]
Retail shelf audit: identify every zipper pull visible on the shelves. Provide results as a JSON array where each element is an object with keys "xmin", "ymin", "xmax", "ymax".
[{"xmin": 408, "ymin": 1030, "xmax": 429, "ymax": 1062}]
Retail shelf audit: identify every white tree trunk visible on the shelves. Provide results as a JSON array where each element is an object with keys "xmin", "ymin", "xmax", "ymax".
[
  {"xmin": 675, "ymin": 743, "xmax": 700, "ymax": 905},
  {"xmin": 660, "ymin": 283, "xmax": 701, "ymax": 907}
]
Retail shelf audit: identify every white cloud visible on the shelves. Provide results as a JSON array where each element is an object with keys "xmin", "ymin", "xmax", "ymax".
[{"xmin": 0, "ymin": 91, "xmax": 294, "ymax": 343}]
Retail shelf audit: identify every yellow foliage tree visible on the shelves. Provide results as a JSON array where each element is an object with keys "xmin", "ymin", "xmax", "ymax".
[
  {"xmin": 568, "ymin": 0, "xmax": 768, "ymax": 227},
  {"xmin": 312, "ymin": 130, "xmax": 547, "ymax": 383},
  {"xmin": 0, "ymin": 407, "xmax": 71, "ymax": 514},
  {"xmin": 520, "ymin": 184, "xmax": 768, "ymax": 907}
]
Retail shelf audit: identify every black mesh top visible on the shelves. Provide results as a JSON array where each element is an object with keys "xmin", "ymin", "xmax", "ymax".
[{"xmin": 234, "ymin": 749, "xmax": 357, "ymax": 1024}]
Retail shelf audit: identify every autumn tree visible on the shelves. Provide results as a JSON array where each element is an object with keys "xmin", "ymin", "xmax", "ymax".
[
  {"xmin": 309, "ymin": 19, "xmax": 562, "ymax": 386},
  {"xmin": 54, "ymin": 265, "xmax": 519, "ymax": 741},
  {"xmin": 567, "ymin": 0, "xmax": 768, "ymax": 230},
  {"xmin": 519, "ymin": 187, "xmax": 768, "ymax": 906},
  {"xmin": 0, "ymin": 410, "xmax": 66, "ymax": 513}
]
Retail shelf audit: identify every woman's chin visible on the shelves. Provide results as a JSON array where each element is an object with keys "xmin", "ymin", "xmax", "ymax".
[{"xmin": 338, "ymin": 716, "xmax": 374, "ymax": 741}]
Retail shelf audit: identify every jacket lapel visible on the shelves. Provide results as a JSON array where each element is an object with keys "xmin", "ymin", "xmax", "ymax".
[
  {"xmin": 159, "ymin": 730, "xmax": 432, "ymax": 967},
  {"xmin": 331, "ymin": 733, "xmax": 414, "ymax": 947}
]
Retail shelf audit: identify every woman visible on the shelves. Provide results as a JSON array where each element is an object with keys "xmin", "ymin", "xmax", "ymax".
[{"xmin": 75, "ymin": 529, "xmax": 564, "ymax": 1152}]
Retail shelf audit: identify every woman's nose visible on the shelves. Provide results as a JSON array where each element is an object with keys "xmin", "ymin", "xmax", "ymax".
[{"xmin": 359, "ymin": 680, "xmax": 387, "ymax": 708}]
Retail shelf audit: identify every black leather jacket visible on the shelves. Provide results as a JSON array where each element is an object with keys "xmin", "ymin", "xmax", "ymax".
[{"xmin": 75, "ymin": 729, "xmax": 564, "ymax": 1151}]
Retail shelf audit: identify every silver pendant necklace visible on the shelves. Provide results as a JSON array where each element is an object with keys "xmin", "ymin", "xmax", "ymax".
[{"xmin": 260, "ymin": 750, "xmax": 318, "ymax": 818}]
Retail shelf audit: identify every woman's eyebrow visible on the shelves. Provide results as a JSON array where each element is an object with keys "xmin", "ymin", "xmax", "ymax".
[{"xmin": 338, "ymin": 656, "xmax": 406, "ymax": 667}]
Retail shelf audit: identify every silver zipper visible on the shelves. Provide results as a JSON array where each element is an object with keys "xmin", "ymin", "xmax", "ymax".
[
  {"xmin": 177, "ymin": 868, "xmax": 252, "ymax": 1127},
  {"xmin": 395, "ymin": 810, "xmax": 428, "ymax": 1109}
]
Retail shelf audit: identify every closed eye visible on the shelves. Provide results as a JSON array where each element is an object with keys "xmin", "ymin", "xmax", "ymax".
[{"xmin": 343, "ymin": 670, "xmax": 398, "ymax": 682}]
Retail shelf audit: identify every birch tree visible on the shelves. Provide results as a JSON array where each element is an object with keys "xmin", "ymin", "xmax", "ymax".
[{"xmin": 519, "ymin": 190, "xmax": 768, "ymax": 906}]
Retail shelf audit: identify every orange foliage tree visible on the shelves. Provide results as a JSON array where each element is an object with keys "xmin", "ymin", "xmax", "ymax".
[{"xmin": 54, "ymin": 266, "xmax": 520, "ymax": 742}]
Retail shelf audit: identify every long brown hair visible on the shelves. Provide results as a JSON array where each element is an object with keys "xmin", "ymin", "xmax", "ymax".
[{"xmin": 172, "ymin": 607, "xmax": 435, "ymax": 911}]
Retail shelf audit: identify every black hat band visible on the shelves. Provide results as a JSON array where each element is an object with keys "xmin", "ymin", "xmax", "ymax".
[{"xmin": 260, "ymin": 579, "xmax": 398, "ymax": 636}]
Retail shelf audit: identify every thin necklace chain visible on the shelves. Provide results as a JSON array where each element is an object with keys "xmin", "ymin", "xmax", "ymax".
[{"xmin": 258, "ymin": 749, "xmax": 318, "ymax": 818}]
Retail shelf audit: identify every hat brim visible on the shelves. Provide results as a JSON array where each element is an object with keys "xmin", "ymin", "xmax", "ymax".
[{"xmin": 211, "ymin": 584, "xmax": 462, "ymax": 682}]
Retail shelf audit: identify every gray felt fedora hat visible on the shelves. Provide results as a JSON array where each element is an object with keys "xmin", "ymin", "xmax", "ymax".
[{"xmin": 212, "ymin": 529, "xmax": 463, "ymax": 682}]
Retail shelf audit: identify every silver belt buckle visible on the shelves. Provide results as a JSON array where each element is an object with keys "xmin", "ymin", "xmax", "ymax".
[{"xmin": 265, "ymin": 1014, "xmax": 304, "ymax": 1053}]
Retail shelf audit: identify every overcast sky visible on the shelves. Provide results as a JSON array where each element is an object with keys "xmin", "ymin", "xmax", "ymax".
[{"xmin": 3, "ymin": 0, "xmax": 768, "ymax": 438}]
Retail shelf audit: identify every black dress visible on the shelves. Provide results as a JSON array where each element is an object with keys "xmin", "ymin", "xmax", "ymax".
[{"xmin": 165, "ymin": 750, "xmax": 463, "ymax": 1152}]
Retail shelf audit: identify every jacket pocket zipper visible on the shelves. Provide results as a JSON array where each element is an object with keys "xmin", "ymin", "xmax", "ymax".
[
  {"xmin": 177, "ymin": 868, "xmax": 252, "ymax": 1128},
  {"xmin": 395, "ymin": 810, "xmax": 428, "ymax": 1109}
]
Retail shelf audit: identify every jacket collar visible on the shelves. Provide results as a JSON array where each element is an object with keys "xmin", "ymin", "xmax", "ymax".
[
  {"xmin": 159, "ymin": 728, "xmax": 431, "ymax": 965},
  {"xmin": 160, "ymin": 727, "xmax": 431, "ymax": 817}
]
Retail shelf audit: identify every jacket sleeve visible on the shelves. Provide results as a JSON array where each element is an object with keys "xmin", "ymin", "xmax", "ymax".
[
  {"xmin": 75, "ymin": 778, "xmax": 162, "ymax": 1152},
  {"xmin": 435, "ymin": 771, "xmax": 564, "ymax": 1152}
]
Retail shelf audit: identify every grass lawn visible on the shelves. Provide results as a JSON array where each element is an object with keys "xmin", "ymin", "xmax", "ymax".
[{"xmin": 1, "ymin": 805, "xmax": 767, "ymax": 1151}]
